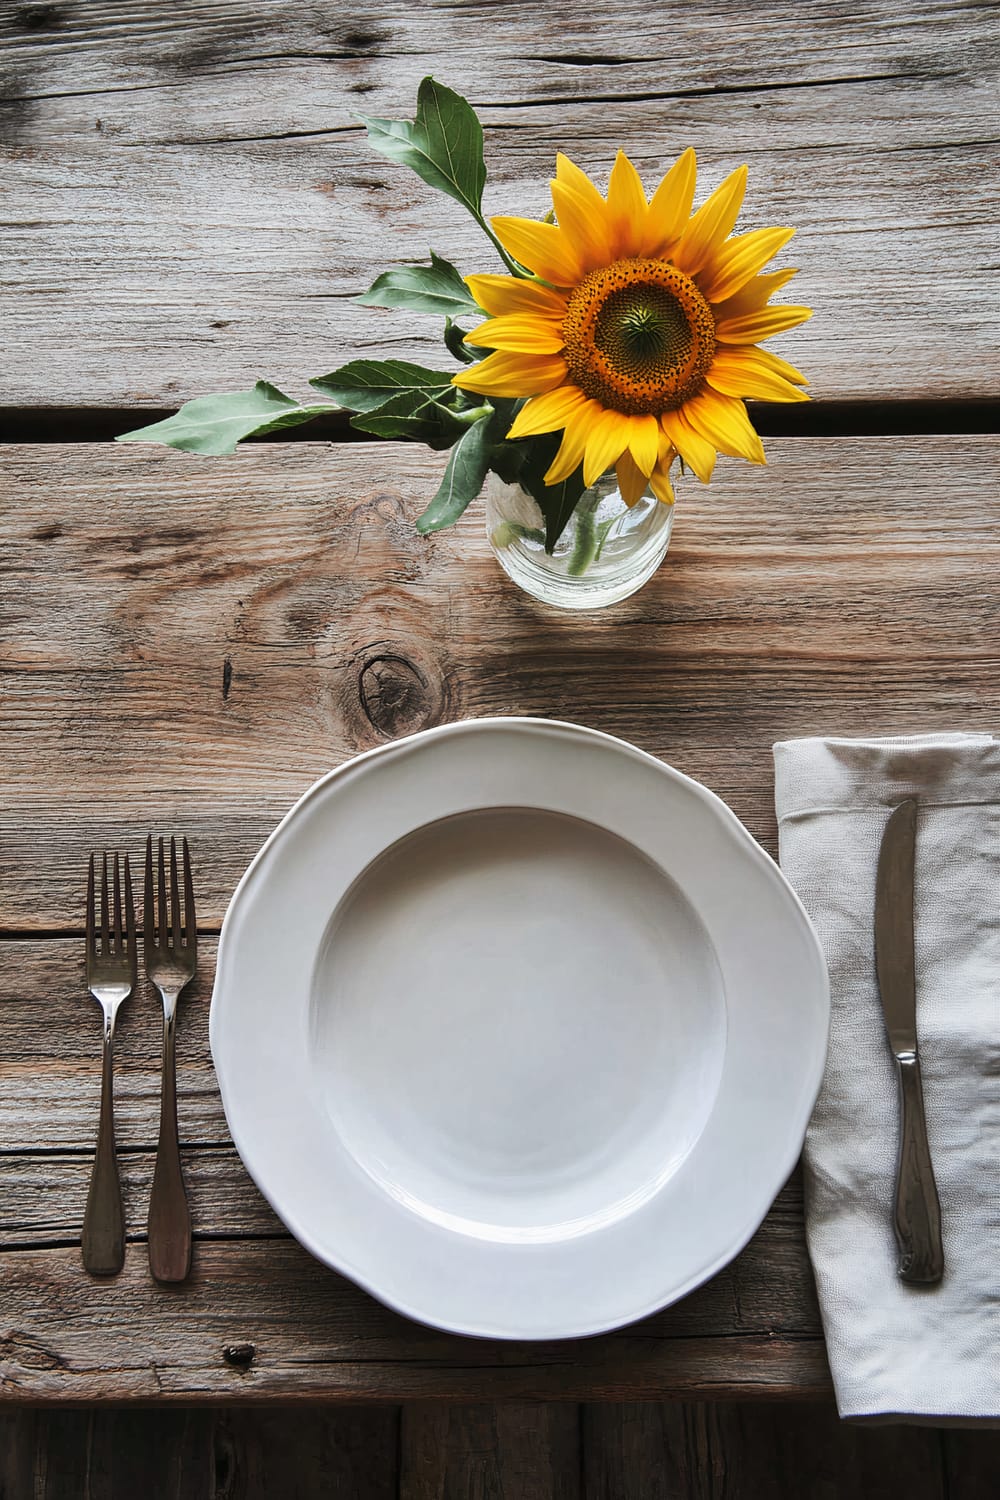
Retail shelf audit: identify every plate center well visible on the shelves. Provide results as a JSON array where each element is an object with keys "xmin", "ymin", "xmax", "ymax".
[{"xmin": 310, "ymin": 807, "xmax": 725, "ymax": 1240}]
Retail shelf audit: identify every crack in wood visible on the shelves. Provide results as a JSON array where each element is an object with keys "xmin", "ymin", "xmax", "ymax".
[
  {"xmin": 2, "ymin": 401, "xmax": 998, "ymax": 445},
  {"xmin": 478, "ymin": 70, "xmax": 936, "ymax": 111}
]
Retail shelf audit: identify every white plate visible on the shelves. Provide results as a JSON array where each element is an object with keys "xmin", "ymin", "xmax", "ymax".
[{"xmin": 211, "ymin": 718, "xmax": 828, "ymax": 1339}]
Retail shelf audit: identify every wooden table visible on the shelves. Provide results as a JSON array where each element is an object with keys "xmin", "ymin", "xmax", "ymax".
[{"xmin": 2, "ymin": 0, "xmax": 998, "ymax": 1480}]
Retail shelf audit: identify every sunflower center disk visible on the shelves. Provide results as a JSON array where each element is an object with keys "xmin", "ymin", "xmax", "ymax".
[{"xmin": 562, "ymin": 258, "xmax": 716, "ymax": 416}]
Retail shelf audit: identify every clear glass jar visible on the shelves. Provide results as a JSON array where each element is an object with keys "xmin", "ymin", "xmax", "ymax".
[{"xmin": 484, "ymin": 470, "xmax": 674, "ymax": 610}]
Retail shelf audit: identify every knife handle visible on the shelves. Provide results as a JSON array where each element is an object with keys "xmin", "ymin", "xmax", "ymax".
[{"xmin": 893, "ymin": 1052, "xmax": 944, "ymax": 1284}]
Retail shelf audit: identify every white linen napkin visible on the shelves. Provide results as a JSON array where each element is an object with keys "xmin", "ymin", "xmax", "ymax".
[{"xmin": 773, "ymin": 733, "xmax": 1000, "ymax": 1422}]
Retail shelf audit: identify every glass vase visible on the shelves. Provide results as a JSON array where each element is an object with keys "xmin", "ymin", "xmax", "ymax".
[{"xmin": 484, "ymin": 470, "xmax": 674, "ymax": 610}]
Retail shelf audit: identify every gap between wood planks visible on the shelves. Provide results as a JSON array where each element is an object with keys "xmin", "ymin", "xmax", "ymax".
[{"xmin": 2, "ymin": 400, "xmax": 998, "ymax": 444}]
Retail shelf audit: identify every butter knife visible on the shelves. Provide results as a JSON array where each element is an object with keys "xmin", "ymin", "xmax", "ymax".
[{"xmin": 874, "ymin": 798, "xmax": 943, "ymax": 1284}]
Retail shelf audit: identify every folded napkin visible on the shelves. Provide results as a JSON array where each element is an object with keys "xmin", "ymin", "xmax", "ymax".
[{"xmin": 773, "ymin": 733, "xmax": 1000, "ymax": 1422}]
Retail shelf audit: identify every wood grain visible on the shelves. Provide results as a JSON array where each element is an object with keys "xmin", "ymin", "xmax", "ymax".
[
  {"xmin": 0, "ymin": 930, "xmax": 824, "ymax": 1399},
  {"xmin": 0, "ymin": 1242, "xmax": 832, "ymax": 1402},
  {"xmin": 4, "ymin": 1401, "xmax": 999, "ymax": 1499},
  {"xmin": 3, "ymin": 436, "xmax": 998, "ymax": 931},
  {"xmin": 2, "ymin": 434, "xmax": 998, "ymax": 1402},
  {"xmin": 1, "ymin": 1, "xmax": 997, "ymax": 406},
  {"xmin": 399, "ymin": 1405, "xmax": 581, "ymax": 1500},
  {"xmin": 579, "ymin": 1402, "xmax": 953, "ymax": 1499},
  {"xmin": 0, "ymin": 1406, "xmax": 400, "ymax": 1500}
]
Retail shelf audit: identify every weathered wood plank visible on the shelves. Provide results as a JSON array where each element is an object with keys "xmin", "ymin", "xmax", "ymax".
[
  {"xmin": 1, "ymin": 1144, "xmax": 283, "ymax": 1244},
  {"xmin": 1, "ymin": 936, "xmax": 825, "ymax": 1403},
  {"xmin": 3, "ymin": 432, "xmax": 995, "ymax": 924},
  {"xmin": 0, "ymin": 1152, "xmax": 820, "ymax": 1338},
  {"xmin": 0, "ymin": 1239, "xmax": 832, "ymax": 1402},
  {"xmin": 0, "ymin": 1409, "xmax": 216, "ymax": 1500},
  {"xmin": 941, "ymin": 1426, "xmax": 1000, "ymax": 1500},
  {"xmin": 399, "ymin": 1404, "xmax": 581, "ymax": 1500},
  {"xmin": 9, "ymin": 0, "xmax": 990, "ymax": 108},
  {"xmin": 1, "ymin": 938, "xmax": 824, "ymax": 1401},
  {"xmin": 0, "ymin": 1406, "xmax": 400, "ymax": 1499},
  {"xmin": 1, "ymin": 0, "xmax": 997, "ymax": 406},
  {"xmin": 1, "ymin": 939, "xmax": 226, "ymax": 1149},
  {"xmin": 0, "ymin": 919, "xmax": 823, "ymax": 1403},
  {"xmin": 2, "ymin": 433, "xmax": 996, "ymax": 1403},
  {"xmin": 4, "ymin": 1402, "xmax": 998, "ymax": 1498},
  {"xmin": 3, "ymin": 437, "xmax": 998, "ymax": 931},
  {"xmin": 579, "ymin": 1402, "xmax": 957, "ymax": 1499},
  {"xmin": 211, "ymin": 1408, "xmax": 400, "ymax": 1500}
]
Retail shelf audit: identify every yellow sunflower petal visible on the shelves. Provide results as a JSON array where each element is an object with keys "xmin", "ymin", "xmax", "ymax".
[
  {"xmin": 672, "ymin": 164, "xmax": 748, "ymax": 278},
  {"xmin": 747, "ymin": 347, "xmax": 809, "ymax": 385},
  {"xmin": 491, "ymin": 216, "xmax": 583, "ymax": 286},
  {"xmin": 605, "ymin": 150, "xmax": 649, "ymax": 258},
  {"xmin": 710, "ymin": 267, "xmax": 797, "ymax": 321},
  {"xmin": 554, "ymin": 152, "xmax": 609, "ymax": 217},
  {"xmin": 544, "ymin": 402, "xmax": 599, "ymax": 484},
  {"xmin": 506, "ymin": 385, "xmax": 590, "ymax": 439},
  {"xmin": 705, "ymin": 348, "xmax": 810, "ymax": 403},
  {"xmin": 639, "ymin": 147, "xmax": 697, "ymax": 257},
  {"xmin": 465, "ymin": 274, "xmax": 569, "ymax": 319},
  {"xmin": 465, "ymin": 314, "xmax": 566, "ymax": 354},
  {"xmin": 616, "ymin": 450, "xmax": 649, "ymax": 507},
  {"xmin": 584, "ymin": 407, "xmax": 632, "ymax": 486},
  {"xmin": 626, "ymin": 413, "xmax": 660, "ymax": 476},
  {"xmin": 550, "ymin": 178, "xmax": 614, "ymax": 273},
  {"xmin": 714, "ymin": 305, "xmax": 813, "ymax": 343},
  {"xmin": 648, "ymin": 455, "xmax": 676, "ymax": 507},
  {"xmin": 660, "ymin": 409, "xmax": 717, "ymax": 483},
  {"xmin": 697, "ymin": 226, "xmax": 796, "ymax": 305},
  {"xmin": 452, "ymin": 350, "xmax": 569, "ymax": 398},
  {"xmin": 683, "ymin": 388, "xmax": 766, "ymax": 465}
]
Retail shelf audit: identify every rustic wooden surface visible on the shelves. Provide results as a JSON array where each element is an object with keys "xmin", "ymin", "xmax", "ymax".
[
  {"xmin": 2, "ymin": 435, "xmax": 998, "ymax": 1410},
  {"xmin": 2, "ymin": 0, "xmax": 998, "ymax": 408},
  {"xmin": 2, "ymin": 1401, "xmax": 998, "ymax": 1498},
  {"xmin": 3, "ymin": 0, "xmax": 1000, "ymax": 1490},
  {"xmin": 5, "ymin": 437, "xmax": 999, "ymax": 931}
]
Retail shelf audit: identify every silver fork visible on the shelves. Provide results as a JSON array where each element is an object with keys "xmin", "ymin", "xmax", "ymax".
[
  {"xmin": 145, "ymin": 834, "xmax": 198, "ymax": 1283},
  {"xmin": 83, "ymin": 851, "xmax": 137, "ymax": 1276}
]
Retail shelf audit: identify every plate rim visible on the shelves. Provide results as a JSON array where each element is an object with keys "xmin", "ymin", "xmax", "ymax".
[{"xmin": 210, "ymin": 715, "xmax": 830, "ymax": 1339}]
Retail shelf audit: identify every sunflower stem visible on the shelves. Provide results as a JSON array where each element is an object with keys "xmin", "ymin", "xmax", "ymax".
[
  {"xmin": 473, "ymin": 211, "xmax": 531, "ymax": 278},
  {"xmin": 567, "ymin": 488, "xmax": 604, "ymax": 576}
]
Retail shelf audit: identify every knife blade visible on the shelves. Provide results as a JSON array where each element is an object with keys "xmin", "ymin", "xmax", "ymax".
[{"xmin": 874, "ymin": 798, "xmax": 943, "ymax": 1284}]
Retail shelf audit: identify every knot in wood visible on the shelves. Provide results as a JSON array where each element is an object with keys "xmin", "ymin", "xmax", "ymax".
[
  {"xmin": 222, "ymin": 1342, "xmax": 256, "ymax": 1369},
  {"xmin": 15, "ymin": 4, "xmax": 64, "ymax": 29},
  {"xmin": 358, "ymin": 654, "xmax": 435, "ymax": 739}
]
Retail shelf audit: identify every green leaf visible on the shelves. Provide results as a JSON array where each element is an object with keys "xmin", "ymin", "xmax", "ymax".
[
  {"xmin": 360, "ymin": 77, "xmax": 487, "ymax": 220},
  {"xmin": 357, "ymin": 251, "xmax": 480, "ymax": 320},
  {"xmin": 416, "ymin": 412, "xmax": 494, "ymax": 533},
  {"xmin": 444, "ymin": 317, "xmax": 478, "ymax": 364},
  {"xmin": 514, "ymin": 431, "xmax": 588, "ymax": 552},
  {"xmin": 115, "ymin": 382, "xmax": 333, "ymax": 456},
  {"xmin": 310, "ymin": 359, "xmax": 452, "ymax": 412},
  {"xmin": 538, "ymin": 473, "xmax": 588, "ymax": 553},
  {"xmin": 350, "ymin": 388, "xmax": 469, "ymax": 450}
]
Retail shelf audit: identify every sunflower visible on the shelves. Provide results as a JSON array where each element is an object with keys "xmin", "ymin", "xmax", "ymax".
[{"xmin": 453, "ymin": 150, "xmax": 811, "ymax": 507}]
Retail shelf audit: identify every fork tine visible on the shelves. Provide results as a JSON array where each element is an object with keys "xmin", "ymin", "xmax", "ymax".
[
  {"xmin": 169, "ymin": 836, "xmax": 182, "ymax": 949},
  {"xmin": 86, "ymin": 851, "xmax": 96, "ymax": 959},
  {"xmin": 112, "ymin": 852, "xmax": 123, "ymax": 954},
  {"xmin": 144, "ymin": 833, "xmax": 154, "ymax": 949},
  {"xmin": 182, "ymin": 837, "xmax": 197, "ymax": 950},
  {"xmin": 124, "ymin": 853, "xmax": 138, "ymax": 982},
  {"xmin": 157, "ymin": 836, "xmax": 168, "ymax": 948},
  {"xmin": 100, "ymin": 851, "xmax": 110, "ymax": 955}
]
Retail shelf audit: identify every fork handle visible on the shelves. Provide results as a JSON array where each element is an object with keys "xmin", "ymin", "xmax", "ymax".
[
  {"xmin": 82, "ymin": 1014, "xmax": 125, "ymax": 1275},
  {"xmin": 148, "ymin": 992, "xmax": 191, "ymax": 1282}
]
